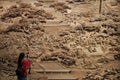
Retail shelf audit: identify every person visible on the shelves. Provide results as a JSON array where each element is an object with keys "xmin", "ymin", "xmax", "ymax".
[{"xmin": 17, "ymin": 52, "xmax": 31, "ymax": 80}]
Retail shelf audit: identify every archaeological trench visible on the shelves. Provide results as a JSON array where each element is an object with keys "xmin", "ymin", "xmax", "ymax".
[{"xmin": 0, "ymin": 0, "xmax": 120, "ymax": 80}]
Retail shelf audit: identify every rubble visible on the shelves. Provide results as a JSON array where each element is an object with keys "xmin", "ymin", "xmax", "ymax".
[
  {"xmin": 82, "ymin": 25, "xmax": 99, "ymax": 32},
  {"xmin": 34, "ymin": 2, "xmax": 43, "ymax": 7},
  {"xmin": 4, "ymin": 20, "xmax": 44, "ymax": 34},
  {"xmin": 112, "ymin": 17, "xmax": 120, "ymax": 22},
  {"xmin": 0, "ymin": 56, "xmax": 17, "ymax": 80},
  {"xmin": 59, "ymin": 31, "xmax": 69, "ymax": 37},
  {"xmin": 73, "ymin": 0, "xmax": 85, "ymax": 2},
  {"xmin": 89, "ymin": 17, "xmax": 107, "ymax": 22},
  {"xmin": 114, "ymin": 54, "xmax": 120, "ymax": 60},
  {"xmin": 34, "ymin": 0, "xmax": 44, "ymax": 6},
  {"xmin": 61, "ymin": 58, "xmax": 76, "ymax": 66},
  {"xmin": 66, "ymin": 0, "xmax": 74, "ymax": 3},
  {"xmin": 36, "ymin": 0, "xmax": 44, "ymax": 3},
  {"xmin": 40, "ymin": 52, "xmax": 76, "ymax": 66},
  {"xmin": 83, "ymin": 68, "xmax": 120, "ymax": 80},
  {"xmin": 74, "ymin": 25, "xmax": 83, "ymax": 31},
  {"xmin": 81, "ymin": 58, "xmax": 98, "ymax": 69},
  {"xmin": 117, "ymin": 0, "xmax": 120, "ymax": 2},
  {"xmin": 103, "ymin": 11, "xmax": 119, "ymax": 17},
  {"xmin": 0, "ymin": 35, "xmax": 11, "ymax": 49},
  {"xmin": 0, "ymin": 6, "xmax": 3, "ymax": 9},
  {"xmin": 97, "ymin": 57, "xmax": 110, "ymax": 63},
  {"xmin": 0, "ymin": 0, "xmax": 120, "ymax": 80},
  {"xmin": 50, "ymin": 2, "xmax": 71, "ymax": 13},
  {"xmin": 0, "ymin": 3, "xmax": 53, "ymax": 22}
]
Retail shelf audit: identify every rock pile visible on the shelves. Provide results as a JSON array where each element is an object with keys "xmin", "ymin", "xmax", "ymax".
[
  {"xmin": 41, "ymin": 52, "xmax": 76, "ymax": 66},
  {"xmin": 1, "ymin": 3, "xmax": 53, "ymax": 22},
  {"xmin": 4, "ymin": 18, "xmax": 44, "ymax": 34},
  {"xmin": 0, "ymin": 3, "xmax": 54, "ymax": 55},
  {"xmin": 83, "ymin": 68, "xmax": 120, "ymax": 80},
  {"xmin": 0, "ymin": 57, "xmax": 16, "ymax": 80},
  {"xmin": 0, "ymin": 0, "xmax": 120, "ymax": 80},
  {"xmin": 50, "ymin": 2, "xmax": 71, "ymax": 13},
  {"xmin": 114, "ymin": 54, "xmax": 120, "ymax": 60},
  {"xmin": 34, "ymin": 0, "xmax": 44, "ymax": 7}
]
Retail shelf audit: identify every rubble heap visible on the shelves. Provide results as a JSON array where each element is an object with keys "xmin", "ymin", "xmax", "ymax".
[
  {"xmin": 50, "ymin": 2, "xmax": 71, "ymax": 13},
  {"xmin": 83, "ymin": 68, "xmax": 120, "ymax": 80},
  {"xmin": 1, "ymin": 3, "xmax": 53, "ymax": 22}
]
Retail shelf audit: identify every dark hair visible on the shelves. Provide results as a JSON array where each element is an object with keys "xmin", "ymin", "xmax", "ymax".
[{"xmin": 17, "ymin": 53, "xmax": 25, "ymax": 68}]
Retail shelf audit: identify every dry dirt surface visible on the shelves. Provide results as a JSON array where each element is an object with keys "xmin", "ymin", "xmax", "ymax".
[{"xmin": 0, "ymin": 0, "xmax": 120, "ymax": 80}]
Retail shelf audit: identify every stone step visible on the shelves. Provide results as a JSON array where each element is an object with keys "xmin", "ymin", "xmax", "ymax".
[
  {"xmin": 32, "ymin": 62, "xmax": 78, "ymax": 80},
  {"xmin": 30, "ymin": 73, "xmax": 78, "ymax": 80},
  {"xmin": 47, "ymin": 74, "xmax": 78, "ymax": 80},
  {"xmin": 46, "ymin": 20, "xmax": 60, "ymax": 24},
  {"xmin": 34, "ymin": 69, "xmax": 71, "ymax": 73},
  {"xmin": 43, "ymin": 24, "xmax": 70, "ymax": 27}
]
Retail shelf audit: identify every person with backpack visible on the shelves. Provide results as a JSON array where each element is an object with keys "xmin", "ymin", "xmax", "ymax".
[{"xmin": 16, "ymin": 52, "xmax": 31, "ymax": 80}]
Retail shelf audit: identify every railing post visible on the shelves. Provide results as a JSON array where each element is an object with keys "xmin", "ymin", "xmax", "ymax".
[{"xmin": 99, "ymin": 0, "xmax": 102, "ymax": 14}]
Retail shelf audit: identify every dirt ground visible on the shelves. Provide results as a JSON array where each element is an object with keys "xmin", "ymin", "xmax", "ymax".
[{"xmin": 0, "ymin": 0, "xmax": 120, "ymax": 80}]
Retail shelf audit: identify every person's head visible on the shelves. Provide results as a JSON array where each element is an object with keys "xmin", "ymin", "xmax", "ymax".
[
  {"xmin": 19, "ymin": 52, "xmax": 25, "ymax": 59},
  {"xmin": 17, "ymin": 52, "xmax": 25, "ymax": 67}
]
